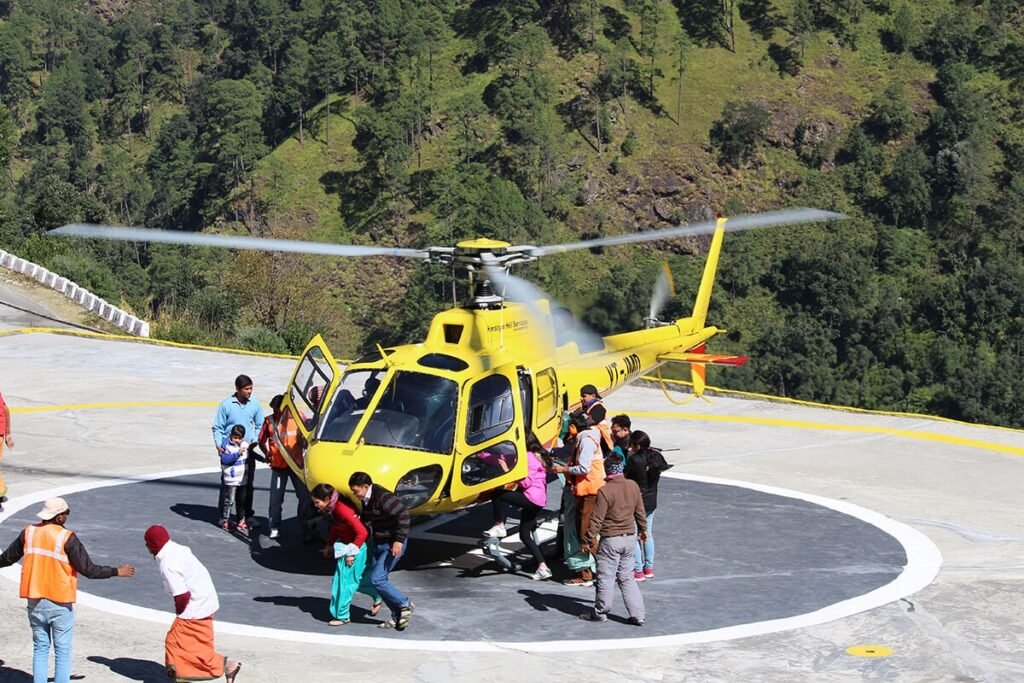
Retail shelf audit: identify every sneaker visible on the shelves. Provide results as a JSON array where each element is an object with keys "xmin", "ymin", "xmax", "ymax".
[
  {"xmin": 483, "ymin": 524, "xmax": 507, "ymax": 538},
  {"xmin": 643, "ymin": 567, "xmax": 654, "ymax": 579},
  {"xmin": 268, "ymin": 528, "xmax": 279, "ymax": 539},
  {"xmin": 531, "ymin": 566, "xmax": 553, "ymax": 581},
  {"xmin": 633, "ymin": 571, "xmax": 645, "ymax": 582},
  {"xmin": 627, "ymin": 616, "xmax": 645, "ymax": 627},
  {"xmin": 579, "ymin": 611, "xmax": 608, "ymax": 622},
  {"xmin": 220, "ymin": 520, "xmax": 231, "ymax": 531},
  {"xmin": 236, "ymin": 520, "xmax": 249, "ymax": 532}
]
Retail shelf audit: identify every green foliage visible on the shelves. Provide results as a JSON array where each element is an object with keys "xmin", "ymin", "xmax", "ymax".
[
  {"xmin": 0, "ymin": 0, "xmax": 1020, "ymax": 428},
  {"xmin": 888, "ymin": 4, "xmax": 918, "ymax": 54},
  {"xmin": 739, "ymin": 0, "xmax": 783, "ymax": 41},
  {"xmin": 864, "ymin": 84, "xmax": 914, "ymax": 141},
  {"xmin": 767, "ymin": 43, "xmax": 802, "ymax": 77},
  {"xmin": 620, "ymin": 130, "xmax": 637, "ymax": 156},
  {"xmin": 46, "ymin": 252, "xmax": 120, "ymax": 301},
  {"xmin": 202, "ymin": 79, "xmax": 268, "ymax": 193},
  {"xmin": 709, "ymin": 101, "xmax": 771, "ymax": 167},
  {"xmin": 884, "ymin": 146, "xmax": 931, "ymax": 228},
  {"xmin": 237, "ymin": 325, "xmax": 289, "ymax": 354}
]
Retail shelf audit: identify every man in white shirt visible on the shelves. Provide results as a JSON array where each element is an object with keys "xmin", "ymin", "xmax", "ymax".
[{"xmin": 144, "ymin": 526, "xmax": 241, "ymax": 682}]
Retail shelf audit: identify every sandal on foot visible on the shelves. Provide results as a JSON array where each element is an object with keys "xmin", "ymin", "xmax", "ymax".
[
  {"xmin": 369, "ymin": 599, "xmax": 384, "ymax": 617},
  {"xmin": 225, "ymin": 661, "xmax": 242, "ymax": 683},
  {"xmin": 378, "ymin": 618, "xmax": 397, "ymax": 629},
  {"xmin": 328, "ymin": 619, "xmax": 350, "ymax": 626},
  {"xmin": 396, "ymin": 606, "xmax": 413, "ymax": 631},
  {"xmin": 564, "ymin": 576, "xmax": 593, "ymax": 587}
]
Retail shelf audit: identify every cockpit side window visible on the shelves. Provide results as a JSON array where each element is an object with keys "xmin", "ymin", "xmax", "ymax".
[{"xmin": 465, "ymin": 374, "xmax": 515, "ymax": 446}]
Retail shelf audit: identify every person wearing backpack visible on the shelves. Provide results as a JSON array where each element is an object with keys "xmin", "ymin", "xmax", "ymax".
[{"xmin": 624, "ymin": 430, "xmax": 671, "ymax": 581}]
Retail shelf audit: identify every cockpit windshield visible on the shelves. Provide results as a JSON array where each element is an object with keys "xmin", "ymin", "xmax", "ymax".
[
  {"xmin": 318, "ymin": 369, "xmax": 458, "ymax": 455},
  {"xmin": 318, "ymin": 369, "xmax": 385, "ymax": 444}
]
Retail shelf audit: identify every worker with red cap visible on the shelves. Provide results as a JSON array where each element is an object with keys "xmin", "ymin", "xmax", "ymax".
[{"xmin": 144, "ymin": 525, "xmax": 241, "ymax": 682}]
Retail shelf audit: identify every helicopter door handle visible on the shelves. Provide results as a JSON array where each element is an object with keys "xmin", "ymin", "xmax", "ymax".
[{"xmin": 516, "ymin": 426, "xmax": 520, "ymax": 440}]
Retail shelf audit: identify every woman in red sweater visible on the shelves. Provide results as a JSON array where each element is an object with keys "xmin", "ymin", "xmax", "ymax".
[{"xmin": 311, "ymin": 484, "xmax": 383, "ymax": 625}]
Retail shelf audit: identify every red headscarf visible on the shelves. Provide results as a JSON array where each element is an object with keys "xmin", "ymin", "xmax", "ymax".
[{"xmin": 144, "ymin": 525, "xmax": 171, "ymax": 555}]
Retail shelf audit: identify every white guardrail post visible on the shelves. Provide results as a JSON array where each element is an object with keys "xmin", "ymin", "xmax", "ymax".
[{"xmin": 0, "ymin": 248, "xmax": 151, "ymax": 337}]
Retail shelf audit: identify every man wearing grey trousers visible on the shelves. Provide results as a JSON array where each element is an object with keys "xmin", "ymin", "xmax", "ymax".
[{"xmin": 579, "ymin": 453, "xmax": 647, "ymax": 625}]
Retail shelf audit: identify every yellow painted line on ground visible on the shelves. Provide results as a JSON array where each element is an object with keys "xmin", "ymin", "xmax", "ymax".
[
  {"xmin": 644, "ymin": 374, "xmax": 1024, "ymax": 435},
  {"xmin": 629, "ymin": 411, "xmax": 1024, "ymax": 458},
  {"xmin": 0, "ymin": 327, "xmax": 301, "ymax": 360},
  {"xmin": 12, "ymin": 401, "xmax": 221, "ymax": 414}
]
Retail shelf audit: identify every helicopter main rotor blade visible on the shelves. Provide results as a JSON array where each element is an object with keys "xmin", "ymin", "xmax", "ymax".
[
  {"xmin": 50, "ymin": 224, "xmax": 431, "ymax": 260},
  {"xmin": 531, "ymin": 208, "xmax": 846, "ymax": 257}
]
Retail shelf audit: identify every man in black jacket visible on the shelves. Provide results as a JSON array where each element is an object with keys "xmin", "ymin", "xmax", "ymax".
[{"xmin": 348, "ymin": 472, "xmax": 414, "ymax": 630}]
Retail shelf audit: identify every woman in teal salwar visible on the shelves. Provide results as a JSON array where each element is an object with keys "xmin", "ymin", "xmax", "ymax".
[{"xmin": 311, "ymin": 484, "xmax": 383, "ymax": 626}]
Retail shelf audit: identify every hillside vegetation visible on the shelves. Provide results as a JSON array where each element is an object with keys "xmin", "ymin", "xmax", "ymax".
[{"xmin": 0, "ymin": 0, "xmax": 1021, "ymax": 427}]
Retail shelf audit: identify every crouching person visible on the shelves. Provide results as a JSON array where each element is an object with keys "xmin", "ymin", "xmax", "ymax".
[
  {"xmin": 144, "ymin": 525, "xmax": 242, "ymax": 682},
  {"xmin": 310, "ymin": 483, "xmax": 383, "ymax": 625},
  {"xmin": 579, "ymin": 453, "xmax": 647, "ymax": 626}
]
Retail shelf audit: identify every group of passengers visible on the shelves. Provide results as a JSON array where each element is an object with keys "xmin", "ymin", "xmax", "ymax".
[
  {"xmin": 215, "ymin": 374, "xmax": 672, "ymax": 629},
  {"xmin": 483, "ymin": 383, "xmax": 671, "ymax": 624}
]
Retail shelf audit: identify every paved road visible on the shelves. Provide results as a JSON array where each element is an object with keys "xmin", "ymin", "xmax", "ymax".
[{"xmin": 0, "ymin": 280, "xmax": 73, "ymax": 331}]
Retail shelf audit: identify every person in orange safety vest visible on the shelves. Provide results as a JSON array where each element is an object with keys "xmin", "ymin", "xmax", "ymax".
[
  {"xmin": 258, "ymin": 394, "xmax": 312, "ymax": 540},
  {"xmin": 0, "ymin": 497, "xmax": 136, "ymax": 683}
]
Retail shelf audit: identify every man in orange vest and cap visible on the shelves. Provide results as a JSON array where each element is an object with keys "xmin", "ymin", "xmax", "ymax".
[{"xmin": 0, "ymin": 497, "xmax": 136, "ymax": 683}]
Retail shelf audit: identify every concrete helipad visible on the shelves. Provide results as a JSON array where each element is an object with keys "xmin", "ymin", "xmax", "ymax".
[
  {"xmin": 0, "ymin": 295, "xmax": 1021, "ymax": 680},
  {"xmin": 0, "ymin": 468, "xmax": 926, "ymax": 650}
]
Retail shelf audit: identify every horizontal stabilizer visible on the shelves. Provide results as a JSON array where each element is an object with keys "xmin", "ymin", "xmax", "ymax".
[{"xmin": 658, "ymin": 351, "xmax": 749, "ymax": 367}]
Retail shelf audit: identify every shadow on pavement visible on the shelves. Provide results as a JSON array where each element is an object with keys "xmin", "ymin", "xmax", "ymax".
[
  {"xmin": 87, "ymin": 656, "xmax": 167, "ymax": 682},
  {"xmin": 0, "ymin": 658, "xmax": 32, "ymax": 682},
  {"xmin": 169, "ymin": 502, "xmax": 222, "ymax": 526},
  {"xmin": 517, "ymin": 588, "xmax": 592, "ymax": 617},
  {"xmin": 253, "ymin": 594, "xmax": 332, "ymax": 623}
]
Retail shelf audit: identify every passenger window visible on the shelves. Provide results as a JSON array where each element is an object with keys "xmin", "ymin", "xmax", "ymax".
[
  {"xmin": 466, "ymin": 374, "xmax": 515, "ymax": 446},
  {"xmin": 461, "ymin": 441, "xmax": 519, "ymax": 486},
  {"xmin": 290, "ymin": 347, "xmax": 335, "ymax": 429},
  {"xmin": 535, "ymin": 368, "xmax": 558, "ymax": 427}
]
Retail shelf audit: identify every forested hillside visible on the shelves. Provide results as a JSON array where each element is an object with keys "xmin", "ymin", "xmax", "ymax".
[{"xmin": 0, "ymin": 0, "xmax": 1021, "ymax": 427}]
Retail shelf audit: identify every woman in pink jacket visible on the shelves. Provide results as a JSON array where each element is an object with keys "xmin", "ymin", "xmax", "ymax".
[{"xmin": 483, "ymin": 432, "xmax": 553, "ymax": 581}]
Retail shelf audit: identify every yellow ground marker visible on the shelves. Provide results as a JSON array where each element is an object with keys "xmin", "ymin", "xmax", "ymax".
[
  {"xmin": 11, "ymin": 401, "xmax": 220, "ymax": 414},
  {"xmin": 846, "ymin": 644, "xmax": 893, "ymax": 658}
]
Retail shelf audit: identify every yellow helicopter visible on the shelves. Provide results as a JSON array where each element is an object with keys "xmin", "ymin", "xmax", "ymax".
[{"xmin": 52, "ymin": 208, "xmax": 842, "ymax": 513}]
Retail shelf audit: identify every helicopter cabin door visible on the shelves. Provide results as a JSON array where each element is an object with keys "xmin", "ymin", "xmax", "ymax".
[
  {"xmin": 274, "ymin": 335, "xmax": 341, "ymax": 474},
  {"xmin": 450, "ymin": 365, "xmax": 529, "ymax": 504}
]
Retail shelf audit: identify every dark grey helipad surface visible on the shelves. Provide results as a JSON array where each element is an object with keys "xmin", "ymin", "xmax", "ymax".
[{"xmin": 0, "ymin": 471, "xmax": 907, "ymax": 642}]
